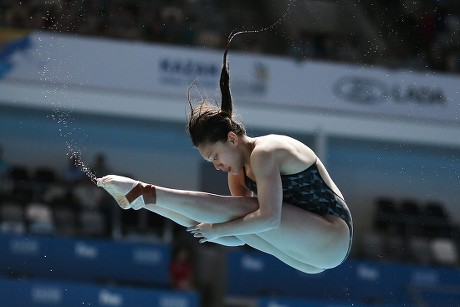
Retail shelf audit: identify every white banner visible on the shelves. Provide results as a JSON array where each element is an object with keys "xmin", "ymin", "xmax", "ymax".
[{"xmin": 1, "ymin": 31, "xmax": 459, "ymax": 123}]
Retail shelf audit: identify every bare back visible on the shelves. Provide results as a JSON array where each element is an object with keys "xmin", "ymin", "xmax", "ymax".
[{"xmin": 229, "ymin": 134, "xmax": 344, "ymax": 200}]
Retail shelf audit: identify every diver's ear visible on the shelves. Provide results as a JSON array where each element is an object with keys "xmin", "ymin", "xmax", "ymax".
[{"xmin": 227, "ymin": 131, "xmax": 238, "ymax": 145}]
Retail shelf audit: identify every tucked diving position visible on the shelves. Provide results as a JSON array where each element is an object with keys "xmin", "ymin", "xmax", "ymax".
[{"xmin": 97, "ymin": 32, "xmax": 353, "ymax": 274}]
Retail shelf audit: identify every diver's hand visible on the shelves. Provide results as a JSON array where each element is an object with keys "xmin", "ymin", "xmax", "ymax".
[{"xmin": 187, "ymin": 223, "xmax": 220, "ymax": 243}]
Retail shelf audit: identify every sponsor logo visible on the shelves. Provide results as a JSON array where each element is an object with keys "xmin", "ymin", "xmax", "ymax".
[
  {"xmin": 132, "ymin": 248, "xmax": 163, "ymax": 264},
  {"xmin": 159, "ymin": 296, "xmax": 190, "ymax": 307},
  {"xmin": 241, "ymin": 255, "xmax": 265, "ymax": 271},
  {"xmin": 75, "ymin": 242, "xmax": 99, "ymax": 259},
  {"xmin": 333, "ymin": 76, "xmax": 447, "ymax": 106},
  {"xmin": 9, "ymin": 238, "xmax": 40, "ymax": 255},
  {"xmin": 159, "ymin": 58, "xmax": 218, "ymax": 88},
  {"xmin": 232, "ymin": 61, "xmax": 269, "ymax": 96},
  {"xmin": 158, "ymin": 57, "xmax": 268, "ymax": 96},
  {"xmin": 356, "ymin": 264, "xmax": 380, "ymax": 281},
  {"xmin": 31, "ymin": 286, "xmax": 63, "ymax": 303},
  {"xmin": 99, "ymin": 290, "xmax": 123, "ymax": 306},
  {"xmin": 411, "ymin": 269, "xmax": 439, "ymax": 286}
]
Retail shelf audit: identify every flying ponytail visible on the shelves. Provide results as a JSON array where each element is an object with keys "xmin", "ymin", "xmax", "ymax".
[
  {"xmin": 187, "ymin": 30, "xmax": 274, "ymax": 146},
  {"xmin": 218, "ymin": 0, "xmax": 293, "ymax": 113},
  {"xmin": 187, "ymin": 2, "xmax": 292, "ymax": 146},
  {"xmin": 219, "ymin": 30, "xmax": 250, "ymax": 116},
  {"xmin": 219, "ymin": 34, "xmax": 233, "ymax": 116}
]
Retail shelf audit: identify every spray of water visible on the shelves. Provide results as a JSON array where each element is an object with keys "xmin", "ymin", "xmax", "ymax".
[
  {"xmin": 66, "ymin": 142, "xmax": 98, "ymax": 184},
  {"xmin": 49, "ymin": 96, "xmax": 98, "ymax": 185},
  {"xmin": 226, "ymin": 0, "xmax": 295, "ymax": 44},
  {"xmin": 38, "ymin": 13, "xmax": 98, "ymax": 185},
  {"xmin": 36, "ymin": 0, "xmax": 295, "ymax": 186}
]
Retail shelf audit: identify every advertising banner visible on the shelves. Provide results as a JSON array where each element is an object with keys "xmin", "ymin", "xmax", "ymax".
[
  {"xmin": 0, "ymin": 277, "xmax": 198, "ymax": 307},
  {"xmin": 0, "ymin": 233, "xmax": 171, "ymax": 286},
  {"xmin": 227, "ymin": 250, "xmax": 460, "ymax": 305},
  {"xmin": 1, "ymin": 31, "xmax": 459, "ymax": 123}
]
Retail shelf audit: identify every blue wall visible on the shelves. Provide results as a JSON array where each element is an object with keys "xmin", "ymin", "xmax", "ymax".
[
  {"xmin": 327, "ymin": 137, "xmax": 460, "ymax": 236},
  {"xmin": 0, "ymin": 105, "xmax": 200, "ymax": 189},
  {"xmin": 2, "ymin": 104, "xmax": 460, "ymax": 235}
]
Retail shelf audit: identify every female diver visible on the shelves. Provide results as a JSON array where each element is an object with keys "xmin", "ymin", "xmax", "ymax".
[{"xmin": 97, "ymin": 33, "xmax": 353, "ymax": 274}]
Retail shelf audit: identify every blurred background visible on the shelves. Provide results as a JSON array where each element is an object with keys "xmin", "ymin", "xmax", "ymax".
[{"xmin": 0, "ymin": 0, "xmax": 459, "ymax": 306}]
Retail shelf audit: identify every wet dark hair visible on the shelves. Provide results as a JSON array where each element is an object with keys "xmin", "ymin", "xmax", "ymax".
[
  {"xmin": 186, "ymin": 32, "xmax": 246, "ymax": 147},
  {"xmin": 186, "ymin": 0, "xmax": 293, "ymax": 146}
]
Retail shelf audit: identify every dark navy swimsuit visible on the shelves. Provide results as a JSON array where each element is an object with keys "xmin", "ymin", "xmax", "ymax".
[{"xmin": 243, "ymin": 160, "xmax": 353, "ymax": 260}]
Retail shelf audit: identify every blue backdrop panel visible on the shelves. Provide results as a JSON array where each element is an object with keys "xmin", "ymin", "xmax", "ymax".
[
  {"xmin": 227, "ymin": 250, "xmax": 460, "ymax": 305},
  {"xmin": 258, "ymin": 297, "xmax": 369, "ymax": 307},
  {"xmin": 0, "ymin": 277, "xmax": 199, "ymax": 307},
  {"xmin": 0, "ymin": 233, "xmax": 171, "ymax": 285}
]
